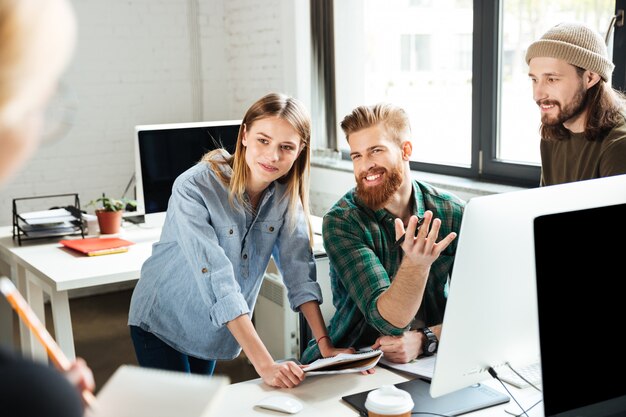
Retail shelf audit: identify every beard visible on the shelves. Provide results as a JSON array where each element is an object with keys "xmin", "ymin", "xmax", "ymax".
[
  {"xmin": 355, "ymin": 165, "xmax": 403, "ymax": 211},
  {"xmin": 539, "ymin": 83, "xmax": 588, "ymax": 126}
]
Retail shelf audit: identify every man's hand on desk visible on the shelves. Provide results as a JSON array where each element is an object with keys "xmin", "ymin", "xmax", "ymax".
[{"xmin": 371, "ymin": 331, "xmax": 421, "ymax": 363}]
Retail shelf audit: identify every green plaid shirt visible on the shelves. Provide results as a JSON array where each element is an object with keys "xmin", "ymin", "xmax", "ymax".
[{"xmin": 301, "ymin": 180, "xmax": 465, "ymax": 363}]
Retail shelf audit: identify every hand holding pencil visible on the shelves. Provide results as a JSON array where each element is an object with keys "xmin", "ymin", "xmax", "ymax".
[{"xmin": 0, "ymin": 277, "xmax": 97, "ymax": 408}]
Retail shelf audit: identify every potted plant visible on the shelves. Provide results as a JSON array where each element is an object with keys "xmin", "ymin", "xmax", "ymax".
[{"xmin": 88, "ymin": 194, "xmax": 137, "ymax": 234}]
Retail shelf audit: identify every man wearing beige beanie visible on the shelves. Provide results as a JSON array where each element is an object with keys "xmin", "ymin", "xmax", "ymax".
[{"xmin": 526, "ymin": 22, "xmax": 626, "ymax": 186}]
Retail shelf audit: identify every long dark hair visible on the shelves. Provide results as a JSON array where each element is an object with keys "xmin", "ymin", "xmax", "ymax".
[{"xmin": 541, "ymin": 67, "xmax": 626, "ymax": 142}]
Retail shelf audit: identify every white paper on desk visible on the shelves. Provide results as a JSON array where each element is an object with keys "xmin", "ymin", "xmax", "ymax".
[
  {"xmin": 86, "ymin": 365, "xmax": 229, "ymax": 417},
  {"xmin": 20, "ymin": 208, "xmax": 76, "ymax": 225},
  {"xmin": 303, "ymin": 349, "xmax": 383, "ymax": 375},
  {"xmin": 377, "ymin": 355, "xmax": 436, "ymax": 379}
]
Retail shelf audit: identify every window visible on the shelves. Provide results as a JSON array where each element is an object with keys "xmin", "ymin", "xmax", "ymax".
[
  {"xmin": 328, "ymin": 0, "xmax": 624, "ymax": 187},
  {"xmin": 498, "ymin": 0, "xmax": 616, "ymax": 166},
  {"xmin": 401, "ymin": 34, "xmax": 432, "ymax": 72}
]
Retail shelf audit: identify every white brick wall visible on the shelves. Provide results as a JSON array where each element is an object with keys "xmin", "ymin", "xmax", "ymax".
[{"xmin": 1, "ymin": 0, "xmax": 308, "ymax": 225}]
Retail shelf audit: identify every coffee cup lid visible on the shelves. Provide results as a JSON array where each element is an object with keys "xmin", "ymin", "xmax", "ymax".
[{"xmin": 365, "ymin": 385, "xmax": 414, "ymax": 414}]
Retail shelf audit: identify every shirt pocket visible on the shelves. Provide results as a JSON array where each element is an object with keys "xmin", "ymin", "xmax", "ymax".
[
  {"xmin": 215, "ymin": 224, "xmax": 240, "ymax": 256},
  {"xmin": 251, "ymin": 220, "xmax": 281, "ymax": 254}
]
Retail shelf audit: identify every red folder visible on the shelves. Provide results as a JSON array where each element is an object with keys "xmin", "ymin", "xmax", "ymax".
[{"xmin": 59, "ymin": 237, "xmax": 135, "ymax": 256}]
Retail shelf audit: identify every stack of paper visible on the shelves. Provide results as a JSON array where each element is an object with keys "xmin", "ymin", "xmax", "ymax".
[{"xmin": 19, "ymin": 208, "xmax": 79, "ymax": 237}]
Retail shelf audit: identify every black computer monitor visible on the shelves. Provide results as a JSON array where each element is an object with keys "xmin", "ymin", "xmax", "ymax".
[
  {"xmin": 134, "ymin": 120, "xmax": 241, "ymax": 225},
  {"xmin": 534, "ymin": 202, "xmax": 626, "ymax": 417}
]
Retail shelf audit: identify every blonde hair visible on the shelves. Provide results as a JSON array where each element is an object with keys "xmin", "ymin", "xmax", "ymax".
[
  {"xmin": 0, "ymin": 0, "xmax": 25, "ymax": 117},
  {"xmin": 340, "ymin": 103, "xmax": 411, "ymax": 146},
  {"xmin": 0, "ymin": 0, "xmax": 76, "ymax": 126},
  {"xmin": 203, "ymin": 92, "xmax": 313, "ymax": 242}
]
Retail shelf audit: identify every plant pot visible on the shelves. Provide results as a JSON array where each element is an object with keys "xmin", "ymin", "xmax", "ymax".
[{"xmin": 95, "ymin": 210, "xmax": 123, "ymax": 234}]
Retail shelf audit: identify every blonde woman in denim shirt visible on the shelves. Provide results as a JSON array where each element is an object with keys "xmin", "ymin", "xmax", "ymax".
[{"xmin": 129, "ymin": 93, "xmax": 352, "ymax": 388}]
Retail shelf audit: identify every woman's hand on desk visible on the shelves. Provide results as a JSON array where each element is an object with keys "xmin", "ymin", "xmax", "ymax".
[{"xmin": 258, "ymin": 360, "xmax": 305, "ymax": 388}]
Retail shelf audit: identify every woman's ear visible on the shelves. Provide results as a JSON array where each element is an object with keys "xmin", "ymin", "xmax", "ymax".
[
  {"xmin": 401, "ymin": 141, "xmax": 413, "ymax": 160},
  {"xmin": 241, "ymin": 123, "xmax": 248, "ymax": 147},
  {"xmin": 296, "ymin": 142, "xmax": 305, "ymax": 158}
]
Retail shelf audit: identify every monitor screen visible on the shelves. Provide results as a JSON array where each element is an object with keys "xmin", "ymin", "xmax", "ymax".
[
  {"xmin": 134, "ymin": 120, "xmax": 241, "ymax": 221},
  {"xmin": 430, "ymin": 174, "xmax": 626, "ymax": 398},
  {"xmin": 534, "ymin": 203, "xmax": 626, "ymax": 417}
]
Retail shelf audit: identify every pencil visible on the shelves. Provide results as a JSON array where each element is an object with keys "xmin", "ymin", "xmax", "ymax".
[
  {"xmin": 0, "ymin": 277, "xmax": 96, "ymax": 409},
  {"xmin": 394, "ymin": 217, "xmax": 425, "ymax": 246}
]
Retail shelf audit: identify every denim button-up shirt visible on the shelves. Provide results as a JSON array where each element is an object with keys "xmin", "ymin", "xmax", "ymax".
[{"xmin": 128, "ymin": 159, "xmax": 321, "ymax": 360}]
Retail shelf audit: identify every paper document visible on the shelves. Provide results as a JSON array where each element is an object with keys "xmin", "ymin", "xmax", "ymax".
[
  {"xmin": 86, "ymin": 365, "xmax": 229, "ymax": 417},
  {"xmin": 20, "ymin": 208, "xmax": 77, "ymax": 225},
  {"xmin": 303, "ymin": 349, "xmax": 383, "ymax": 375},
  {"xmin": 378, "ymin": 354, "xmax": 436, "ymax": 379}
]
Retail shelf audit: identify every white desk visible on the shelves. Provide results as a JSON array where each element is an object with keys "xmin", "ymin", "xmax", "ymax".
[
  {"xmin": 0, "ymin": 218, "xmax": 327, "ymax": 362},
  {"xmin": 214, "ymin": 366, "xmax": 542, "ymax": 416},
  {"xmin": 0, "ymin": 224, "xmax": 162, "ymax": 361}
]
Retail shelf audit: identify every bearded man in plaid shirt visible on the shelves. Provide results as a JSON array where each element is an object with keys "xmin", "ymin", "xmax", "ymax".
[{"xmin": 302, "ymin": 103, "xmax": 465, "ymax": 364}]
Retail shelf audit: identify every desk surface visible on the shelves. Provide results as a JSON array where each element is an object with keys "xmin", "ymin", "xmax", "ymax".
[
  {"xmin": 0, "ymin": 220, "xmax": 326, "ymax": 292},
  {"xmin": 214, "ymin": 366, "xmax": 541, "ymax": 416},
  {"xmin": 0, "ymin": 225, "xmax": 161, "ymax": 291}
]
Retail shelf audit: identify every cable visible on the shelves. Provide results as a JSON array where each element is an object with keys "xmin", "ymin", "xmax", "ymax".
[
  {"xmin": 121, "ymin": 173, "xmax": 135, "ymax": 200},
  {"xmin": 488, "ymin": 367, "xmax": 530, "ymax": 417},
  {"xmin": 411, "ymin": 412, "xmax": 451, "ymax": 416},
  {"xmin": 504, "ymin": 399, "xmax": 543, "ymax": 417}
]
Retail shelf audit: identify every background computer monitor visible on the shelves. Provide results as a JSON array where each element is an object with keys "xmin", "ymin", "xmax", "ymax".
[
  {"xmin": 134, "ymin": 120, "xmax": 241, "ymax": 225},
  {"xmin": 534, "ymin": 202, "xmax": 626, "ymax": 417},
  {"xmin": 429, "ymin": 174, "xmax": 626, "ymax": 398}
]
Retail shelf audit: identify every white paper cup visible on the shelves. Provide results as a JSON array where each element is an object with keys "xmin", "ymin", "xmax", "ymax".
[{"xmin": 365, "ymin": 385, "xmax": 414, "ymax": 417}]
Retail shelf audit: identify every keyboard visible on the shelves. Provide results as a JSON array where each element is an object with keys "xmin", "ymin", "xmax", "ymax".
[{"xmin": 498, "ymin": 362, "xmax": 542, "ymax": 389}]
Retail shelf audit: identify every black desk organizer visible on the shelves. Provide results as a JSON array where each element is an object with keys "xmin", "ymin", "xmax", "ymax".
[{"xmin": 12, "ymin": 193, "xmax": 85, "ymax": 246}]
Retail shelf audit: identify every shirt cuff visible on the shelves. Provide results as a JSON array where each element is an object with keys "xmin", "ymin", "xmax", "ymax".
[
  {"xmin": 209, "ymin": 292, "xmax": 250, "ymax": 327},
  {"xmin": 288, "ymin": 281, "xmax": 323, "ymax": 311},
  {"xmin": 367, "ymin": 301, "xmax": 410, "ymax": 336}
]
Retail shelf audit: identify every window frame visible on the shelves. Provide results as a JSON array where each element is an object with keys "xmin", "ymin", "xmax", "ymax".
[{"xmin": 320, "ymin": 0, "xmax": 625, "ymax": 188}]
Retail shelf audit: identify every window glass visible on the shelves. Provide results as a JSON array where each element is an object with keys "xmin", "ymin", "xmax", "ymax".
[
  {"xmin": 335, "ymin": 0, "xmax": 473, "ymax": 167},
  {"xmin": 499, "ymin": 0, "xmax": 615, "ymax": 165}
]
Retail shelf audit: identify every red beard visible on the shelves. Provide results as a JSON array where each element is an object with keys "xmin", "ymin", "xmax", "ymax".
[{"xmin": 355, "ymin": 166, "xmax": 403, "ymax": 211}]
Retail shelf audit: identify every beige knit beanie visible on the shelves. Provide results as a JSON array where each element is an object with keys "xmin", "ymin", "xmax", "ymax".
[{"xmin": 525, "ymin": 22, "xmax": 614, "ymax": 82}]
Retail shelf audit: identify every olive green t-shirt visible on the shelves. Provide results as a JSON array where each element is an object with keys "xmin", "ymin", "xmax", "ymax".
[{"xmin": 540, "ymin": 114, "xmax": 626, "ymax": 186}]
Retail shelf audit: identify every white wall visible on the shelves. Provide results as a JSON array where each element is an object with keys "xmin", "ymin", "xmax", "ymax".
[{"xmin": 0, "ymin": 0, "xmax": 309, "ymax": 225}]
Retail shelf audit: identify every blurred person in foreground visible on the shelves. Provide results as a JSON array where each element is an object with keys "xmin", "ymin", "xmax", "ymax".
[{"xmin": 0, "ymin": 1, "xmax": 95, "ymax": 416}]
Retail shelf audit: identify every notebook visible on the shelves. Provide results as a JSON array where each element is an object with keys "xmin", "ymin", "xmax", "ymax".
[
  {"xmin": 59, "ymin": 237, "xmax": 134, "ymax": 256},
  {"xmin": 342, "ymin": 378, "xmax": 509, "ymax": 416},
  {"xmin": 303, "ymin": 349, "xmax": 382, "ymax": 375},
  {"xmin": 85, "ymin": 365, "xmax": 229, "ymax": 417}
]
